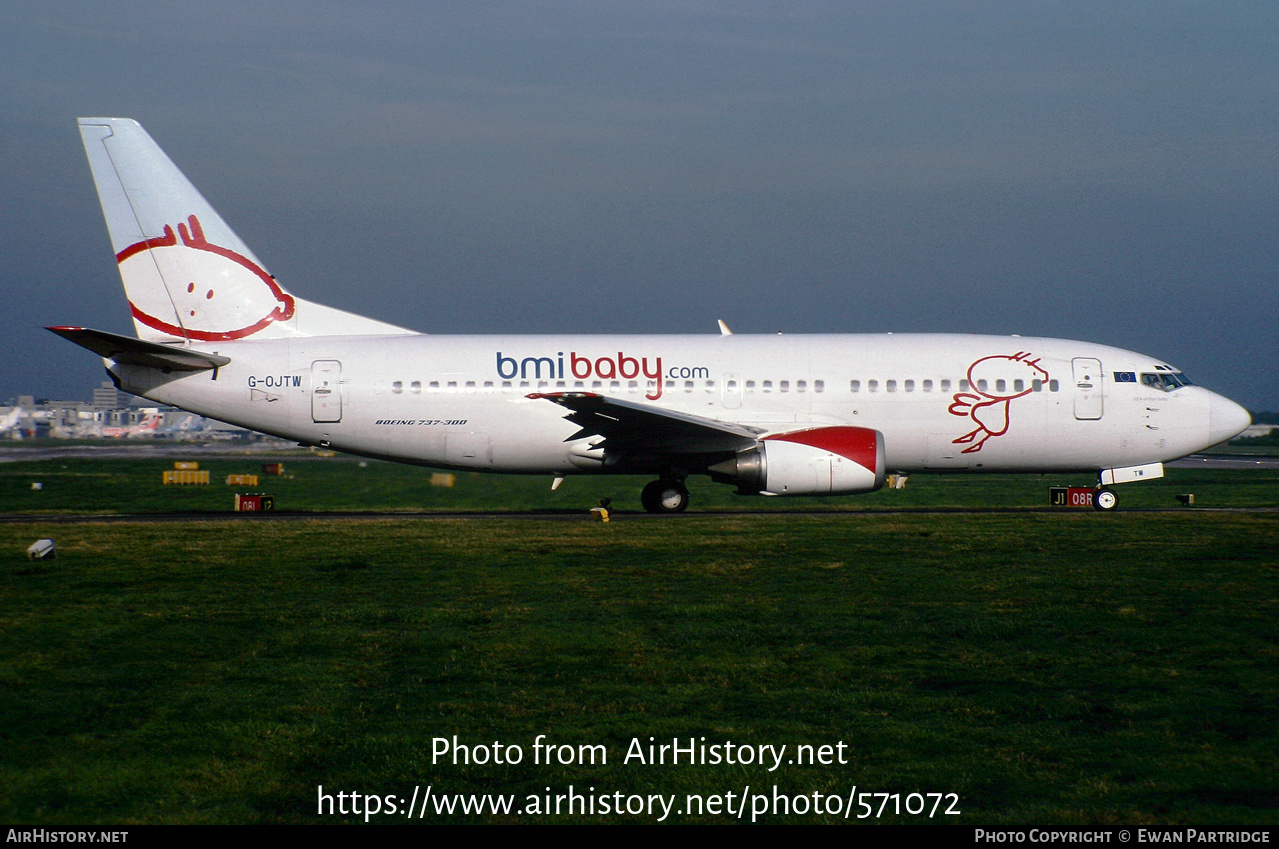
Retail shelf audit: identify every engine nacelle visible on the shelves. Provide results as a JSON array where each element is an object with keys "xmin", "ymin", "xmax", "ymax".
[{"xmin": 708, "ymin": 426, "xmax": 886, "ymax": 495}]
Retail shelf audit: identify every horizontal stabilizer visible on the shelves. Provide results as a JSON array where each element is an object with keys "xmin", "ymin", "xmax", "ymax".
[{"xmin": 46, "ymin": 326, "xmax": 231, "ymax": 372}]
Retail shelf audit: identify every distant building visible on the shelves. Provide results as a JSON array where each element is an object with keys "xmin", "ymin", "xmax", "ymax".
[{"xmin": 92, "ymin": 381, "xmax": 124, "ymax": 409}]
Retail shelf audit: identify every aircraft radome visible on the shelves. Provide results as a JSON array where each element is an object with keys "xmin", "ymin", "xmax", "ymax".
[{"xmin": 51, "ymin": 118, "xmax": 1252, "ymax": 513}]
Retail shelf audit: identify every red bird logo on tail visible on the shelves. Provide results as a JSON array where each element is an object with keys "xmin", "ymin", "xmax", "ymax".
[{"xmin": 116, "ymin": 214, "xmax": 295, "ymax": 341}]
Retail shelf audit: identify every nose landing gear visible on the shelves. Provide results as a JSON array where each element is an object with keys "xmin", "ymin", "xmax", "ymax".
[
  {"xmin": 1092, "ymin": 486, "xmax": 1118, "ymax": 512},
  {"xmin": 641, "ymin": 478, "xmax": 690, "ymax": 514}
]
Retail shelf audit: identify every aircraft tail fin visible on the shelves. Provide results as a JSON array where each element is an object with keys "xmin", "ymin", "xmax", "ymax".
[{"xmin": 77, "ymin": 118, "xmax": 413, "ymax": 343}]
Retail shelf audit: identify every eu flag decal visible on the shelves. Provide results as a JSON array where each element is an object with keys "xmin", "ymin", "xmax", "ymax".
[{"xmin": 1114, "ymin": 372, "xmax": 1136, "ymax": 383}]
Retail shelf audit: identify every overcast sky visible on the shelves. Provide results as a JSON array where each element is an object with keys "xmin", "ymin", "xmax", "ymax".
[{"xmin": 2, "ymin": 1, "xmax": 1276, "ymax": 410}]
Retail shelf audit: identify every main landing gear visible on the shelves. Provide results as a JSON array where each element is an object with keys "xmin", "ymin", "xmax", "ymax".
[{"xmin": 641, "ymin": 478, "xmax": 690, "ymax": 514}]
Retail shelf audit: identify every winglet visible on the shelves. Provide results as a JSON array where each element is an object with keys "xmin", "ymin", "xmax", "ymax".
[{"xmin": 718, "ymin": 319, "xmax": 733, "ymax": 336}]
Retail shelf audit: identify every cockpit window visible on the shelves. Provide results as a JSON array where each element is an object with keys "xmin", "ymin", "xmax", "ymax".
[{"xmin": 1141, "ymin": 372, "xmax": 1193, "ymax": 392}]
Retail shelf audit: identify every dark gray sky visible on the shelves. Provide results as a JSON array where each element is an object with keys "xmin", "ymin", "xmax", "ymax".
[{"xmin": 3, "ymin": 1, "xmax": 1276, "ymax": 410}]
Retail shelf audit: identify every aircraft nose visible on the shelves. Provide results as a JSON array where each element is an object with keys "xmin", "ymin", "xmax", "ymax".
[{"xmin": 1208, "ymin": 393, "xmax": 1251, "ymax": 446}]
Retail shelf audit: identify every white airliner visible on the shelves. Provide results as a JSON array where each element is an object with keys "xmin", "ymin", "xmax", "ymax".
[{"xmin": 52, "ymin": 118, "xmax": 1251, "ymax": 512}]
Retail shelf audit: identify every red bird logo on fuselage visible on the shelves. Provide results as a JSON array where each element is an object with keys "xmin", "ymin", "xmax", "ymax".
[{"xmin": 948, "ymin": 352, "xmax": 1049, "ymax": 453}]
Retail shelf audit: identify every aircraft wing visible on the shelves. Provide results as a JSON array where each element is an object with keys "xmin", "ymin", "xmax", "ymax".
[
  {"xmin": 528, "ymin": 392, "xmax": 763, "ymax": 454},
  {"xmin": 46, "ymin": 326, "xmax": 231, "ymax": 372}
]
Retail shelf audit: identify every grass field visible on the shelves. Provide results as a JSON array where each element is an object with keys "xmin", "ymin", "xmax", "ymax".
[
  {"xmin": 2, "ymin": 451, "xmax": 1278, "ymax": 514},
  {"xmin": 1, "ymin": 456, "xmax": 1276, "ymax": 824}
]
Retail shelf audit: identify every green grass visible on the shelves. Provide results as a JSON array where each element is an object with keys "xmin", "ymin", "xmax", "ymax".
[
  {"xmin": 1, "ymin": 509, "xmax": 1276, "ymax": 824},
  {"xmin": 2, "ymin": 454, "xmax": 1277, "ymax": 515}
]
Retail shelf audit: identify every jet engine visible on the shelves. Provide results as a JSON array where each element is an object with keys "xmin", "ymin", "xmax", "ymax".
[{"xmin": 708, "ymin": 426, "xmax": 886, "ymax": 495}]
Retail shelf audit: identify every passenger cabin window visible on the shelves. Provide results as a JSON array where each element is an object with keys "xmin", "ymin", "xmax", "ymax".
[
  {"xmin": 850, "ymin": 380, "xmax": 861, "ymax": 393},
  {"xmin": 392, "ymin": 380, "xmax": 403, "ymax": 394}
]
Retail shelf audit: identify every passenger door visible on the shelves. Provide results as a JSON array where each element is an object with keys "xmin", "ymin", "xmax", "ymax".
[{"xmin": 1072, "ymin": 357, "xmax": 1103, "ymax": 420}]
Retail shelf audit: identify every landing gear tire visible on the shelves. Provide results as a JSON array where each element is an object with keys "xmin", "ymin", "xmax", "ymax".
[
  {"xmin": 641, "ymin": 479, "xmax": 690, "ymax": 514},
  {"xmin": 1093, "ymin": 487, "xmax": 1118, "ymax": 512}
]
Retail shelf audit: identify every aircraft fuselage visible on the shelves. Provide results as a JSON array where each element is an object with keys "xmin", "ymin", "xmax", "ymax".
[{"xmin": 113, "ymin": 331, "xmax": 1242, "ymax": 477}]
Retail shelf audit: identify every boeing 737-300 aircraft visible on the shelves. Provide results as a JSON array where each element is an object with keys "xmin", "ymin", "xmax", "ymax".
[{"xmin": 51, "ymin": 118, "xmax": 1252, "ymax": 512}]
